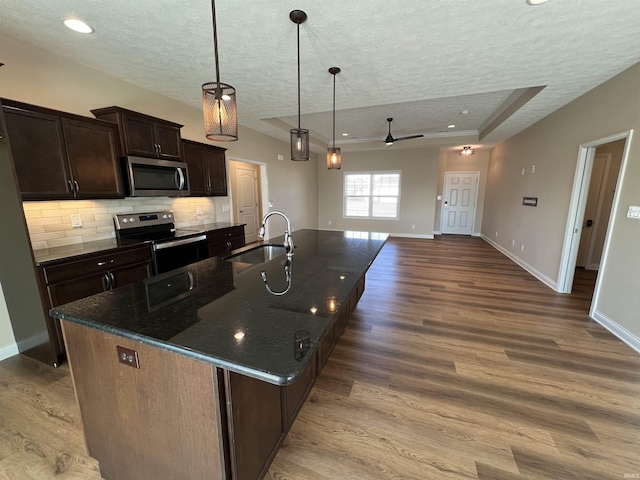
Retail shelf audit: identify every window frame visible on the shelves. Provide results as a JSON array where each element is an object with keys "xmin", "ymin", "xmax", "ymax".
[{"xmin": 342, "ymin": 170, "xmax": 402, "ymax": 220}]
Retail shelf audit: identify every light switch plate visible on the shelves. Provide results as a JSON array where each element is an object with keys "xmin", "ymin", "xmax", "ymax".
[
  {"xmin": 627, "ymin": 205, "xmax": 640, "ymax": 219},
  {"xmin": 71, "ymin": 214, "xmax": 82, "ymax": 227},
  {"xmin": 222, "ymin": 204, "xmax": 230, "ymax": 212}
]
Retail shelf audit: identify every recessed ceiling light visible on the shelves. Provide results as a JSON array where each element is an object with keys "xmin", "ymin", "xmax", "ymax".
[
  {"xmin": 342, "ymin": 133, "xmax": 349, "ymax": 136},
  {"xmin": 460, "ymin": 110, "xmax": 469, "ymax": 115},
  {"xmin": 448, "ymin": 124, "xmax": 456, "ymax": 129},
  {"xmin": 526, "ymin": 0, "xmax": 550, "ymax": 4},
  {"xmin": 64, "ymin": 18, "xmax": 94, "ymax": 34}
]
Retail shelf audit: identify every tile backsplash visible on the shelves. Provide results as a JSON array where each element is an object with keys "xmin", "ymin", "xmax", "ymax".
[{"xmin": 23, "ymin": 197, "xmax": 229, "ymax": 250}]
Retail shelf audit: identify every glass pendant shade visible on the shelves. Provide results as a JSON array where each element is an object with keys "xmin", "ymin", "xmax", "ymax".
[
  {"xmin": 290, "ymin": 128, "xmax": 310, "ymax": 161},
  {"xmin": 202, "ymin": 82, "xmax": 238, "ymax": 141},
  {"xmin": 327, "ymin": 147, "xmax": 341, "ymax": 169}
]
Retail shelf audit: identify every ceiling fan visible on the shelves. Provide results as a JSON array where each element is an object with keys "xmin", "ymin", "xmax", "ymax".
[{"xmin": 383, "ymin": 117, "xmax": 424, "ymax": 145}]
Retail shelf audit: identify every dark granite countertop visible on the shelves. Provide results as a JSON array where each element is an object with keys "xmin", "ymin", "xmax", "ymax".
[
  {"xmin": 50, "ymin": 229, "xmax": 388, "ymax": 385},
  {"xmin": 33, "ymin": 223, "xmax": 246, "ymax": 265}
]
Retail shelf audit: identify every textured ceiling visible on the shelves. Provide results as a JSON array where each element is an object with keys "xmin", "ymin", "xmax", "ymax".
[{"xmin": 2, "ymin": 0, "xmax": 640, "ymax": 153}]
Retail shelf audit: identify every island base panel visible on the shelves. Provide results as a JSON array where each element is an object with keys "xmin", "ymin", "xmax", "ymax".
[{"xmin": 62, "ymin": 321, "xmax": 227, "ymax": 480}]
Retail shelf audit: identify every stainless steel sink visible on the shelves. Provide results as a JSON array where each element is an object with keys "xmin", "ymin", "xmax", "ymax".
[{"xmin": 224, "ymin": 244, "xmax": 288, "ymax": 264}]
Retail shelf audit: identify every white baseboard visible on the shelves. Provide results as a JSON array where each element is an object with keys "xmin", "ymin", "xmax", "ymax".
[
  {"xmin": 481, "ymin": 234, "xmax": 558, "ymax": 291},
  {"xmin": 433, "ymin": 230, "xmax": 441, "ymax": 235},
  {"xmin": 0, "ymin": 342, "xmax": 19, "ymax": 361},
  {"xmin": 591, "ymin": 309, "xmax": 640, "ymax": 354},
  {"xmin": 389, "ymin": 233, "xmax": 434, "ymax": 239},
  {"xmin": 16, "ymin": 331, "xmax": 50, "ymax": 352}
]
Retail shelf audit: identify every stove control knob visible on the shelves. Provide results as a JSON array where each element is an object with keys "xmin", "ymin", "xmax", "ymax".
[
  {"xmin": 168, "ymin": 213, "xmax": 173, "ymax": 218},
  {"xmin": 129, "ymin": 217, "xmax": 135, "ymax": 223},
  {"xmin": 122, "ymin": 218, "xmax": 128, "ymax": 223},
  {"xmin": 162, "ymin": 214, "xmax": 168, "ymax": 219}
]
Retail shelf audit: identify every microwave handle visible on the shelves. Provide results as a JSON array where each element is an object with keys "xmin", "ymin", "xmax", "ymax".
[{"xmin": 175, "ymin": 167, "xmax": 185, "ymax": 190}]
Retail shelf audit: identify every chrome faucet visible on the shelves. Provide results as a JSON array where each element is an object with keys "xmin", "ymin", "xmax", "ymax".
[{"xmin": 258, "ymin": 211, "xmax": 294, "ymax": 257}]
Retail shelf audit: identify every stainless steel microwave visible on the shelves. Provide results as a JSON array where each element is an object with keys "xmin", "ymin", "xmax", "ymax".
[{"xmin": 122, "ymin": 156, "xmax": 190, "ymax": 197}]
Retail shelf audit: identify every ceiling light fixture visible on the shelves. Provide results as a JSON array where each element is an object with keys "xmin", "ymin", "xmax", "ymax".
[
  {"xmin": 64, "ymin": 18, "xmax": 94, "ymax": 34},
  {"xmin": 342, "ymin": 133, "xmax": 349, "ymax": 137},
  {"xmin": 448, "ymin": 124, "xmax": 456, "ymax": 129},
  {"xmin": 202, "ymin": 0, "xmax": 238, "ymax": 141},
  {"xmin": 290, "ymin": 10, "xmax": 309, "ymax": 161},
  {"xmin": 526, "ymin": 0, "xmax": 550, "ymax": 4},
  {"xmin": 327, "ymin": 67, "xmax": 342, "ymax": 170},
  {"xmin": 459, "ymin": 146, "xmax": 475, "ymax": 156}
]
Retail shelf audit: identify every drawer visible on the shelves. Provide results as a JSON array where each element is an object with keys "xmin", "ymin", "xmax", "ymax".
[
  {"xmin": 206, "ymin": 226, "xmax": 244, "ymax": 244},
  {"xmin": 42, "ymin": 245, "xmax": 152, "ymax": 284}
]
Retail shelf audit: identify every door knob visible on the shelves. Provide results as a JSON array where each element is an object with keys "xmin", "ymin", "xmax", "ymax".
[{"xmin": 586, "ymin": 219, "xmax": 594, "ymax": 227}]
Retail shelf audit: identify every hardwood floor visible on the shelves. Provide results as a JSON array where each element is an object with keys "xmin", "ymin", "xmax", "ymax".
[{"xmin": 2, "ymin": 236, "xmax": 639, "ymax": 479}]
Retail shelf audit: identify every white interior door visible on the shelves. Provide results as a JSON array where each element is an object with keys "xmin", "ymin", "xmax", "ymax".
[
  {"xmin": 234, "ymin": 163, "xmax": 260, "ymax": 244},
  {"xmin": 441, "ymin": 171, "xmax": 479, "ymax": 235},
  {"xmin": 576, "ymin": 153, "xmax": 610, "ymax": 268}
]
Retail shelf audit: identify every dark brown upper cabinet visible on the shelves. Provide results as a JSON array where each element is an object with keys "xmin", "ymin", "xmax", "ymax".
[
  {"xmin": 2, "ymin": 99, "xmax": 124, "ymax": 200},
  {"xmin": 182, "ymin": 139, "xmax": 228, "ymax": 196},
  {"xmin": 91, "ymin": 106, "xmax": 182, "ymax": 161}
]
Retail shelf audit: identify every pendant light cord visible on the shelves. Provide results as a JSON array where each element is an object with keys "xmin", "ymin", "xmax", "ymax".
[
  {"xmin": 297, "ymin": 22, "xmax": 301, "ymax": 129},
  {"xmin": 332, "ymin": 73, "xmax": 336, "ymax": 149},
  {"xmin": 211, "ymin": 0, "xmax": 220, "ymax": 84}
]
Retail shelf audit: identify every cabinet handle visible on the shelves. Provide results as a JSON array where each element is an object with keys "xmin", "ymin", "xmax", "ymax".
[
  {"xmin": 68, "ymin": 180, "xmax": 74, "ymax": 193},
  {"xmin": 175, "ymin": 167, "xmax": 185, "ymax": 190},
  {"xmin": 103, "ymin": 273, "xmax": 111, "ymax": 289},
  {"xmin": 109, "ymin": 272, "xmax": 116, "ymax": 288},
  {"xmin": 97, "ymin": 259, "xmax": 115, "ymax": 266},
  {"xmin": 73, "ymin": 180, "xmax": 80, "ymax": 194}
]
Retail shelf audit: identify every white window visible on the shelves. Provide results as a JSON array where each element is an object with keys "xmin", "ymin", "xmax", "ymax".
[{"xmin": 343, "ymin": 171, "xmax": 401, "ymax": 219}]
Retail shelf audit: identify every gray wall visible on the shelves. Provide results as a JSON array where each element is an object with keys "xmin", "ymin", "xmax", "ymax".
[
  {"xmin": 482, "ymin": 62, "xmax": 640, "ymax": 345},
  {"xmin": 317, "ymin": 147, "xmax": 440, "ymax": 236}
]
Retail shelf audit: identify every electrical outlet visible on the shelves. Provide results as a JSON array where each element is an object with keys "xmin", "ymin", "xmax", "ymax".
[
  {"xmin": 521, "ymin": 244, "xmax": 525, "ymax": 252},
  {"xmin": 531, "ymin": 165, "xmax": 536, "ymax": 174},
  {"xmin": 521, "ymin": 168, "xmax": 525, "ymax": 176},
  {"xmin": 116, "ymin": 346, "xmax": 140, "ymax": 368},
  {"xmin": 222, "ymin": 204, "xmax": 230, "ymax": 212},
  {"xmin": 627, "ymin": 205, "xmax": 640, "ymax": 219},
  {"xmin": 511, "ymin": 239, "xmax": 515, "ymax": 247},
  {"xmin": 495, "ymin": 231, "xmax": 499, "ymax": 238},
  {"xmin": 71, "ymin": 214, "xmax": 82, "ymax": 228},
  {"xmin": 277, "ymin": 154, "xmax": 284, "ymax": 161},
  {"xmin": 196, "ymin": 205, "xmax": 203, "ymax": 216},
  {"xmin": 328, "ymin": 220, "xmax": 332, "ymax": 225},
  {"xmin": 411, "ymin": 224, "xmax": 416, "ymax": 229}
]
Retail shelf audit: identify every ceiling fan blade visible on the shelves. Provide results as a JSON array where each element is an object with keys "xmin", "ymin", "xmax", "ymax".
[{"xmin": 394, "ymin": 134, "xmax": 424, "ymax": 142}]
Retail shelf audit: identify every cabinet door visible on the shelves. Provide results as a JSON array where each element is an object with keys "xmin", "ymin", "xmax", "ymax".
[
  {"xmin": 47, "ymin": 273, "xmax": 107, "ymax": 307},
  {"xmin": 109, "ymin": 261, "xmax": 153, "ymax": 289},
  {"xmin": 121, "ymin": 113, "xmax": 158, "ymax": 157},
  {"xmin": 182, "ymin": 141, "xmax": 207, "ymax": 196},
  {"xmin": 154, "ymin": 122, "xmax": 182, "ymax": 161},
  {"xmin": 62, "ymin": 118, "xmax": 124, "ymax": 199},
  {"xmin": 3, "ymin": 107, "xmax": 73, "ymax": 199},
  {"xmin": 206, "ymin": 148, "xmax": 228, "ymax": 196},
  {"xmin": 226, "ymin": 371, "xmax": 284, "ymax": 480}
]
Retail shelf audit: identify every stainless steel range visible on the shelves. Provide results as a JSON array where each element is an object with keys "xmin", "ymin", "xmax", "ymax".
[{"xmin": 114, "ymin": 211, "xmax": 207, "ymax": 274}]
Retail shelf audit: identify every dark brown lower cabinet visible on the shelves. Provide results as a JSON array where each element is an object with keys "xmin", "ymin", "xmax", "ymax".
[
  {"xmin": 208, "ymin": 225, "xmax": 246, "ymax": 257},
  {"xmin": 38, "ymin": 245, "xmax": 153, "ymax": 359}
]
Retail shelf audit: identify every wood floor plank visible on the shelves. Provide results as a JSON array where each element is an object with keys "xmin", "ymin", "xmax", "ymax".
[{"xmin": 2, "ymin": 235, "xmax": 639, "ymax": 479}]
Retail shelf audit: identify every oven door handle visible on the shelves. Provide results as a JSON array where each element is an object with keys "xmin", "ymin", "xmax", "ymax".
[
  {"xmin": 175, "ymin": 167, "xmax": 185, "ymax": 191},
  {"xmin": 153, "ymin": 235, "xmax": 206, "ymax": 250}
]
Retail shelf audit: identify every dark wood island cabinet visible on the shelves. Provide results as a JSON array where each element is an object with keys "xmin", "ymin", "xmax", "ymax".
[{"xmin": 50, "ymin": 230, "xmax": 386, "ymax": 480}]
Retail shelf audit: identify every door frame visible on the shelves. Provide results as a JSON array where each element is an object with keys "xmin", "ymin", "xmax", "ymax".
[
  {"xmin": 557, "ymin": 130, "xmax": 632, "ymax": 296},
  {"xmin": 581, "ymin": 153, "xmax": 612, "ymax": 270},
  {"xmin": 227, "ymin": 156, "xmax": 269, "ymax": 237},
  {"xmin": 440, "ymin": 171, "xmax": 480, "ymax": 235}
]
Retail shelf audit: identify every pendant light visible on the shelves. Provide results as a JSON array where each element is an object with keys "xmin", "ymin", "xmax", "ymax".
[
  {"xmin": 290, "ymin": 10, "xmax": 309, "ymax": 161},
  {"xmin": 202, "ymin": 0, "xmax": 238, "ymax": 141},
  {"xmin": 327, "ymin": 67, "xmax": 342, "ymax": 170}
]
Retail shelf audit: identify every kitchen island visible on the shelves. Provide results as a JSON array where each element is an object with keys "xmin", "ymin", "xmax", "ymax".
[{"xmin": 50, "ymin": 229, "xmax": 387, "ymax": 480}]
